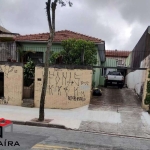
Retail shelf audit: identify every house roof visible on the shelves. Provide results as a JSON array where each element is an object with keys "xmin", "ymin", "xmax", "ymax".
[
  {"xmin": 0, "ymin": 25, "xmax": 19, "ymax": 41},
  {"xmin": 106, "ymin": 50, "xmax": 131, "ymax": 57},
  {"xmin": 15, "ymin": 30, "xmax": 103, "ymax": 43},
  {"xmin": 0, "ymin": 25, "xmax": 11, "ymax": 33}
]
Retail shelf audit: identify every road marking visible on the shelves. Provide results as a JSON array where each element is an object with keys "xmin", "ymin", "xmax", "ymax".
[{"xmin": 32, "ymin": 143, "xmax": 81, "ymax": 150}]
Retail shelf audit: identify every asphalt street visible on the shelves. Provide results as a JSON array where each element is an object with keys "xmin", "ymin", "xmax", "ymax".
[{"xmin": 0, "ymin": 124, "xmax": 150, "ymax": 150}]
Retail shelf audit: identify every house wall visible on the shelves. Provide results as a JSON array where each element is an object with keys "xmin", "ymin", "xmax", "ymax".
[
  {"xmin": 34, "ymin": 66, "xmax": 93, "ymax": 109},
  {"xmin": 140, "ymin": 54, "xmax": 150, "ymax": 68},
  {"xmin": 99, "ymin": 58, "xmax": 117, "ymax": 86},
  {"xmin": 93, "ymin": 49, "xmax": 101, "ymax": 87},
  {"xmin": 125, "ymin": 70, "xmax": 146, "ymax": 96},
  {"xmin": 125, "ymin": 53, "xmax": 132, "ymax": 67},
  {"xmin": 131, "ymin": 26, "xmax": 150, "ymax": 68},
  {"xmin": 21, "ymin": 42, "xmax": 102, "ymax": 89},
  {"xmin": 0, "ymin": 42, "xmax": 16, "ymax": 61},
  {"xmin": 0, "ymin": 62, "xmax": 23, "ymax": 106},
  {"xmin": 106, "ymin": 56, "xmax": 127, "ymax": 66},
  {"xmin": 21, "ymin": 42, "xmax": 63, "ymax": 62}
]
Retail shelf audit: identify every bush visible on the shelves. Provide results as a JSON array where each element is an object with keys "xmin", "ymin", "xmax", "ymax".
[
  {"xmin": 24, "ymin": 58, "xmax": 35, "ymax": 86},
  {"xmin": 50, "ymin": 39, "xmax": 97, "ymax": 65},
  {"xmin": 147, "ymin": 81, "xmax": 150, "ymax": 93},
  {"xmin": 145, "ymin": 94, "xmax": 150, "ymax": 105}
]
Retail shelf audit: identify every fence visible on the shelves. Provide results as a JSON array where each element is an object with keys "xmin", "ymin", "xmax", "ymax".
[{"xmin": 0, "ymin": 42, "xmax": 18, "ymax": 62}]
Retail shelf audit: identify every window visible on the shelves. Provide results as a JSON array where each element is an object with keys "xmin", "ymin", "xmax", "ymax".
[
  {"xmin": 24, "ymin": 52, "xmax": 43, "ymax": 64},
  {"xmin": 117, "ymin": 60, "xmax": 122, "ymax": 65}
]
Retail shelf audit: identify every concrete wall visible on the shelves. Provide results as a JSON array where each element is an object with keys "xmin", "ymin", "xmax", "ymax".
[
  {"xmin": 34, "ymin": 66, "xmax": 93, "ymax": 109},
  {"xmin": 140, "ymin": 54, "xmax": 150, "ymax": 68},
  {"xmin": 126, "ymin": 70, "xmax": 146, "ymax": 96},
  {"xmin": 142, "ymin": 69, "xmax": 150, "ymax": 111},
  {"xmin": 0, "ymin": 63, "xmax": 23, "ymax": 106}
]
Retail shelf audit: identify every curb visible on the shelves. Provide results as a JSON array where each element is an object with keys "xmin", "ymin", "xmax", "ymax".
[
  {"xmin": 11, "ymin": 120, "xmax": 66, "ymax": 129},
  {"xmin": 11, "ymin": 120, "xmax": 150, "ymax": 140},
  {"xmin": 75, "ymin": 129, "xmax": 150, "ymax": 140},
  {"xmin": 12, "ymin": 120, "xmax": 26, "ymax": 125}
]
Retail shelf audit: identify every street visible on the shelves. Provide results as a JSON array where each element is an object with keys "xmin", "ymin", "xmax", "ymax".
[{"xmin": 1, "ymin": 124, "xmax": 150, "ymax": 150}]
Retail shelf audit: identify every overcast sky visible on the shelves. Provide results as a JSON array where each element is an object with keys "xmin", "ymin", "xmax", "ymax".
[{"xmin": 0, "ymin": 0, "xmax": 150, "ymax": 50}]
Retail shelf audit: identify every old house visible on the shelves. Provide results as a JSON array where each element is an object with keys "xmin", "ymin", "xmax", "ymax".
[
  {"xmin": 0, "ymin": 25, "xmax": 19, "ymax": 62},
  {"xmin": 15, "ymin": 30, "xmax": 106, "ymax": 87}
]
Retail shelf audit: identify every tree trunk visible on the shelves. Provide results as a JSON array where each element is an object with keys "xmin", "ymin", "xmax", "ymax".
[
  {"xmin": 39, "ymin": 38, "xmax": 53, "ymax": 121},
  {"xmin": 38, "ymin": 0, "xmax": 56, "ymax": 122}
]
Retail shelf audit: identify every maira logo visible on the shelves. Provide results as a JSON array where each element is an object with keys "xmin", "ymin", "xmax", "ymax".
[{"xmin": 0, "ymin": 118, "xmax": 20, "ymax": 147}]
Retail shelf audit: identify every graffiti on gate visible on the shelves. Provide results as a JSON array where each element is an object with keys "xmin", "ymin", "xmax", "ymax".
[{"xmin": 36, "ymin": 69, "xmax": 91, "ymax": 101}]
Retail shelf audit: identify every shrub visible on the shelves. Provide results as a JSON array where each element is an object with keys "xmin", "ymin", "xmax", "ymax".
[
  {"xmin": 24, "ymin": 58, "xmax": 35, "ymax": 86},
  {"xmin": 50, "ymin": 39, "xmax": 97, "ymax": 65}
]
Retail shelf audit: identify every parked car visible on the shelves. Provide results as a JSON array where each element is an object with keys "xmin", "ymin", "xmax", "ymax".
[{"xmin": 104, "ymin": 71, "xmax": 124, "ymax": 88}]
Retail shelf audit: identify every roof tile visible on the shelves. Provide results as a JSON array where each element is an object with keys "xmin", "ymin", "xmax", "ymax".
[
  {"xmin": 106, "ymin": 50, "xmax": 131, "ymax": 57},
  {"xmin": 15, "ymin": 30, "xmax": 103, "ymax": 43}
]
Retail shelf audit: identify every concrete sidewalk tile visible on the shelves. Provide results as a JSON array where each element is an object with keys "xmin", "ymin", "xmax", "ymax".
[
  {"xmin": 1, "ymin": 104, "xmax": 150, "ymax": 139},
  {"xmin": 82, "ymin": 121, "xmax": 100, "ymax": 132},
  {"xmin": 0, "ymin": 113, "xmax": 34, "ymax": 122},
  {"xmin": 98, "ymin": 123, "xmax": 118, "ymax": 133},
  {"xmin": 117, "ymin": 125, "xmax": 136, "ymax": 137},
  {"xmin": 141, "ymin": 112, "xmax": 150, "ymax": 125},
  {"xmin": 49, "ymin": 118, "xmax": 81, "ymax": 130}
]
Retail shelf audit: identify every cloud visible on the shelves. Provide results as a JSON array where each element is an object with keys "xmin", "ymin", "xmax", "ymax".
[
  {"xmin": 0, "ymin": 0, "xmax": 149, "ymax": 50},
  {"xmin": 0, "ymin": 0, "xmax": 48, "ymax": 34},
  {"xmin": 117, "ymin": 0, "xmax": 150, "ymax": 25}
]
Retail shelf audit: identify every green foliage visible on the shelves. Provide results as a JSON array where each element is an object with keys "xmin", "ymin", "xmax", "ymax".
[
  {"xmin": 145, "ymin": 94, "xmax": 150, "ymax": 105},
  {"xmin": 50, "ymin": 51, "xmax": 61, "ymax": 64},
  {"xmin": 148, "ymin": 71, "xmax": 150, "ymax": 78},
  {"xmin": 24, "ymin": 58, "xmax": 35, "ymax": 86},
  {"xmin": 147, "ymin": 81, "xmax": 150, "ymax": 93},
  {"xmin": 145, "ymin": 80, "xmax": 150, "ymax": 105},
  {"xmin": 50, "ymin": 39, "xmax": 97, "ymax": 65}
]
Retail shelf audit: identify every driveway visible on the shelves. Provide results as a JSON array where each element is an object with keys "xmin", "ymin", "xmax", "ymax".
[
  {"xmin": 89, "ymin": 87, "xmax": 141, "ymax": 110},
  {"xmin": 79, "ymin": 87, "xmax": 150, "ymax": 138}
]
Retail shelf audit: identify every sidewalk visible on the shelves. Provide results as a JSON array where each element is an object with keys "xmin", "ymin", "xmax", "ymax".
[
  {"xmin": 0, "ymin": 105, "xmax": 121, "ymax": 129},
  {"xmin": 1, "ymin": 105, "xmax": 150, "ymax": 139}
]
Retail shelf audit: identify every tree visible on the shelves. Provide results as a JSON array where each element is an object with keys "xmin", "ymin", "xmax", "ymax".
[
  {"xmin": 50, "ymin": 39, "xmax": 97, "ymax": 65},
  {"xmin": 39, "ymin": 0, "xmax": 73, "ymax": 121}
]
